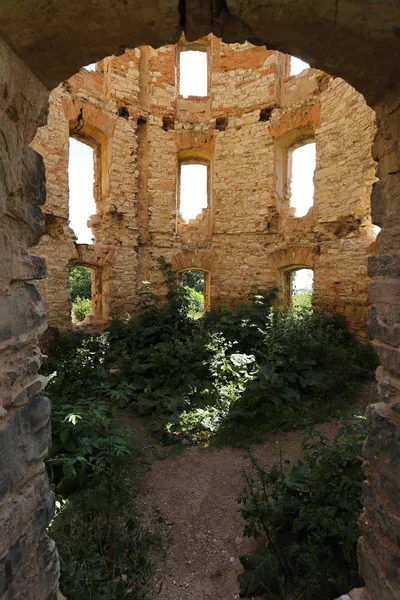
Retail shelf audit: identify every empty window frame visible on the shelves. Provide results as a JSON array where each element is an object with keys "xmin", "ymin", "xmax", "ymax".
[
  {"xmin": 286, "ymin": 267, "xmax": 314, "ymax": 310},
  {"xmin": 290, "ymin": 56, "xmax": 310, "ymax": 76},
  {"xmin": 181, "ymin": 270, "xmax": 207, "ymax": 317},
  {"xmin": 288, "ymin": 141, "xmax": 316, "ymax": 217},
  {"xmin": 69, "ymin": 266, "xmax": 93, "ymax": 323},
  {"xmin": 179, "ymin": 162, "xmax": 209, "ymax": 223},
  {"xmin": 179, "ymin": 48, "xmax": 208, "ymax": 98},
  {"xmin": 68, "ymin": 138, "xmax": 96, "ymax": 243}
]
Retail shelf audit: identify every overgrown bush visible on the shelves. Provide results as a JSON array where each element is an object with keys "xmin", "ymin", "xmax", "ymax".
[
  {"xmin": 238, "ymin": 418, "xmax": 366, "ymax": 599},
  {"xmin": 69, "ymin": 266, "xmax": 92, "ymax": 301},
  {"xmin": 184, "ymin": 285, "xmax": 204, "ymax": 318},
  {"xmin": 72, "ymin": 295, "xmax": 92, "ymax": 322},
  {"xmin": 45, "ymin": 335, "xmax": 156, "ymax": 599},
  {"xmin": 106, "ymin": 258, "xmax": 376, "ymax": 442}
]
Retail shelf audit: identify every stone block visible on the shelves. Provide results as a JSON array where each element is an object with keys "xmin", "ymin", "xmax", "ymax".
[
  {"xmin": 0, "ymin": 395, "xmax": 51, "ymax": 501},
  {"xmin": 363, "ymin": 403, "xmax": 400, "ymax": 490}
]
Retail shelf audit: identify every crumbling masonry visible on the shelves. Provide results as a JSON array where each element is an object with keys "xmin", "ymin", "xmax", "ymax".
[
  {"xmin": 32, "ymin": 36, "xmax": 376, "ymax": 339},
  {"xmin": 2, "ymin": 1, "xmax": 400, "ymax": 598}
]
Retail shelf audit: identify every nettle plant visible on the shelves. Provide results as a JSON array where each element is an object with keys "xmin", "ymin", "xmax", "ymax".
[
  {"xmin": 238, "ymin": 419, "xmax": 366, "ymax": 599},
  {"xmin": 106, "ymin": 257, "xmax": 376, "ymax": 443}
]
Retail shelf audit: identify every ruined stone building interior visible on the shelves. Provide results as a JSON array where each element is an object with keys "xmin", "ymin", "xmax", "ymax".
[
  {"xmin": 32, "ymin": 35, "xmax": 376, "ymax": 339},
  {"xmin": 1, "ymin": 1, "xmax": 400, "ymax": 599}
]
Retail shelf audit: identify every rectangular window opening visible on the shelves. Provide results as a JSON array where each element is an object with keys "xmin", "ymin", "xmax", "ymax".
[
  {"xmin": 179, "ymin": 163, "xmax": 208, "ymax": 223},
  {"xmin": 288, "ymin": 268, "xmax": 314, "ymax": 311},
  {"xmin": 179, "ymin": 49, "xmax": 208, "ymax": 98},
  {"xmin": 68, "ymin": 138, "xmax": 96, "ymax": 244},
  {"xmin": 181, "ymin": 270, "xmax": 206, "ymax": 318},
  {"xmin": 289, "ymin": 142, "xmax": 316, "ymax": 217},
  {"xmin": 69, "ymin": 266, "xmax": 93, "ymax": 323},
  {"xmin": 290, "ymin": 56, "xmax": 310, "ymax": 76}
]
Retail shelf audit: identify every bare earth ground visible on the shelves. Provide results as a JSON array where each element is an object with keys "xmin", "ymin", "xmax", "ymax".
[{"xmin": 119, "ymin": 381, "xmax": 378, "ymax": 600}]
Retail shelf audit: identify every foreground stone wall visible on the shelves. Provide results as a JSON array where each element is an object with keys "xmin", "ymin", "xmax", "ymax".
[
  {"xmin": 0, "ymin": 39, "xmax": 59, "ymax": 599},
  {"xmin": 32, "ymin": 36, "xmax": 376, "ymax": 339}
]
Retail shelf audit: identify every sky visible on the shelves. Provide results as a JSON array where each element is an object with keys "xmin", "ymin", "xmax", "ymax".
[
  {"xmin": 179, "ymin": 51, "xmax": 208, "ymax": 97},
  {"xmin": 70, "ymin": 54, "xmax": 315, "ymax": 246},
  {"xmin": 68, "ymin": 138, "xmax": 96, "ymax": 244},
  {"xmin": 292, "ymin": 268, "xmax": 314, "ymax": 292},
  {"xmin": 290, "ymin": 142, "xmax": 316, "ymax": 218},
  {"xmin": 290, "ymin": 56, "xmax": 310, "ymax": 76},
  {"xmin": 180, "ymin": 164, "xmax": 208, "ymax": 222}
]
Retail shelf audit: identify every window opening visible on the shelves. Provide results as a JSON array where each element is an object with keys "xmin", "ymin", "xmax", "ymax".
[
  {"xmin": 289, "ymin": 142, "xmax": 316, "ymax": 217},
  {"xmin": 290, "ymin": 56, "xmax": 310, "ymax": 76},
  {"xmin": 179, "ymin": 49, "xmax": 208, "ymax": 97},
  {"xmin": 181, "ymin": 270, "xmax": 205, "ymax": 319},
  {"xmin": 69, "ymin": 266, "xmax": 93, "ymax": 323},
  {"xmin": 84, "ymin": 63, "xmax": 96, "ymax": 71},
  {"xmin": 179, "ymin": 163, "xmax": 208, "ymax": 222},
  {"xmin": 68, "ymin": 138, "xmax": 96, "ymax": 243},
  {"xmin": 287, "ymin": 268, "xmax": 314, "ymax": 311}
]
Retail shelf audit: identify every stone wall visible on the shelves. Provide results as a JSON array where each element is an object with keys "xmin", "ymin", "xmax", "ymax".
[
  {"xmin": 32, "ymin": 35, "xmax": 376, "ymax": 339},
  {"xmin": 0, "ymin": 39, "xmax": 59, "ymax": 599}
]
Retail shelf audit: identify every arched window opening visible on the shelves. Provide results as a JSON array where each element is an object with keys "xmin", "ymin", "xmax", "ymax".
[
  {"xmin": 69, "ymin": 266, "xmax": 93, "ymax": 323},
  {"xmin": 68, "ymin": 137, "xmax": 96, "ymax": 244},
  {"xmin": 289, "ymin": 141, "xmax": 316, "ymax": 217},
  {"xmin": 286, "ymin": 267, "xmax": 314, "ymax": 310},
  {"xmin": 179, "ymin": 162, "xmax": 209, "ymax": 222},
  {"xmin": 181, "ymin": 270, "xmax": 208, "ymax": 318},
  {"xmin": 290, "ymin": 56, "xmax": 310, "ymax": 76},
  {"xmin": 179, "ymin": 49, "xmax": 208, "ymax": 97}
]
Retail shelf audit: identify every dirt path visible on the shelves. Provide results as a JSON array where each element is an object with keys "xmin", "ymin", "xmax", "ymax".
[
  {"xmin": 119, "ymin": 412, "xmax": 337, "ymax": 600},
  {"xmin": 118, "ymin": 381, "xmax": 378, "ymax": 600}
]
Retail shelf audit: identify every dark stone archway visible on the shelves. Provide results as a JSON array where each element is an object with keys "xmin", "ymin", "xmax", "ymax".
[{"xmin": 1, "ymin": 2, "xmax": 400, "ymax": 598}]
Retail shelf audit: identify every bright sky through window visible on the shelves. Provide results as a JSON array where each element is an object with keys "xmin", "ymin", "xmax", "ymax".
[
  {"xmin": 84, "ymin": 63, "xmax": 96, "ymax": 71},
  {"xmin": 68, "ymin": 138, "xmax": 96, "ymax": 244},
  {"xmin": 290, "ymin": 142, "xmax": 316, "ymax": 217},
  {"xmin": 290, "ymin": 56, "xmax": 310, "ymax": 76},
  {"xmin": 292, "ymin": 268, "xmax": 314, "ymax": 292},
  {"xmin": 180, "ymin": 163, "xmax": 208, "ymax": 222},
  {"xmin": 180, "ymin": 50, "xmax": 208, "ymax": 97}
]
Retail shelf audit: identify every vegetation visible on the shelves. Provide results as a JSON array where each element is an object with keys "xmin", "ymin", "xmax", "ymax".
[
  {"xmin": 69, "ymin": 266, "xmax": 92, "ymax": 322},
  {"xmin": 181, "ymin": 269, "xmax": 204, "ymax": 293},
  {"xmin": 107, "ymin": 258, "xmax": 376, "ymax": 444},
  {"xmin": 44, "ymin": 257, "xmax": 377, "ymax": 596},
  {"xmin": 292, "ymin": 288, "xmax": 312, "ymax": 311},
  {"xmin": 44, "ymin": 335, "xmax": 158, "ymax": 599},
  {"xmin": 181, "ymin": 270, "xmax": 205, "ymax": 318},
  {"xmin": 238, "ymin": 419, "xmax": 366, "ymax": 599},
  {"xmin": 69, "ymin": 266, "xmax": 92, "ymax": 301},
  {"xmin": 71, "ymin": 295, "xmax": 92, "ymax": 322}
]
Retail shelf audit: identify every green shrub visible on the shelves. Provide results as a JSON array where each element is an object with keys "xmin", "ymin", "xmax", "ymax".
[
  {"xmin": 181, "ymin": 270, "xmax": 204, "ymax": 293},
  {"xmin": 69, "ymin": 266, "xmax": 92, "ymax": 301},
  {"xmin": 72, "ymin": 296, "xmax": 92, "ymax": 322},
  {"xmin": 45, "ymin": 335, "xmax": 156, "ymax": 599},
  {"xmin": 105, "ymin": 258, "xmax": 377, "ymax": 442},
  {"xmin": 292, "ymin": 288, "xmax": 312, "ymax": 311},
  {"xmin": 184, "ymin": 286, "xmax": 204, "ymax": 318},
  {"xmin": 237, "ymin": 418, "xmax": 366, "ymax": 599}
]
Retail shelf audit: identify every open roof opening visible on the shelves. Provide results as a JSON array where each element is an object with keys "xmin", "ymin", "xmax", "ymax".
[
  {"xmin": 289, "ymin": 142, "xmax": 316, "ymax": 217},
  {"xmin": 68, "ymin": 138, "xmax": 96, "ymax": 244},
  {"xmin": 180, "ymin": 163, "xmax": 208, "ymax": 222},
  {"xmin": 179, "ymin": 49, "xmax": 208, "ymax": 98}
]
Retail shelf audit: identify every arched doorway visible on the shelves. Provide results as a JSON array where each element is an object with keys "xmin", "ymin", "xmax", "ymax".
[{"xmin": 1, "ymin": 3, "xmax": 400, "ymax": 599}]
